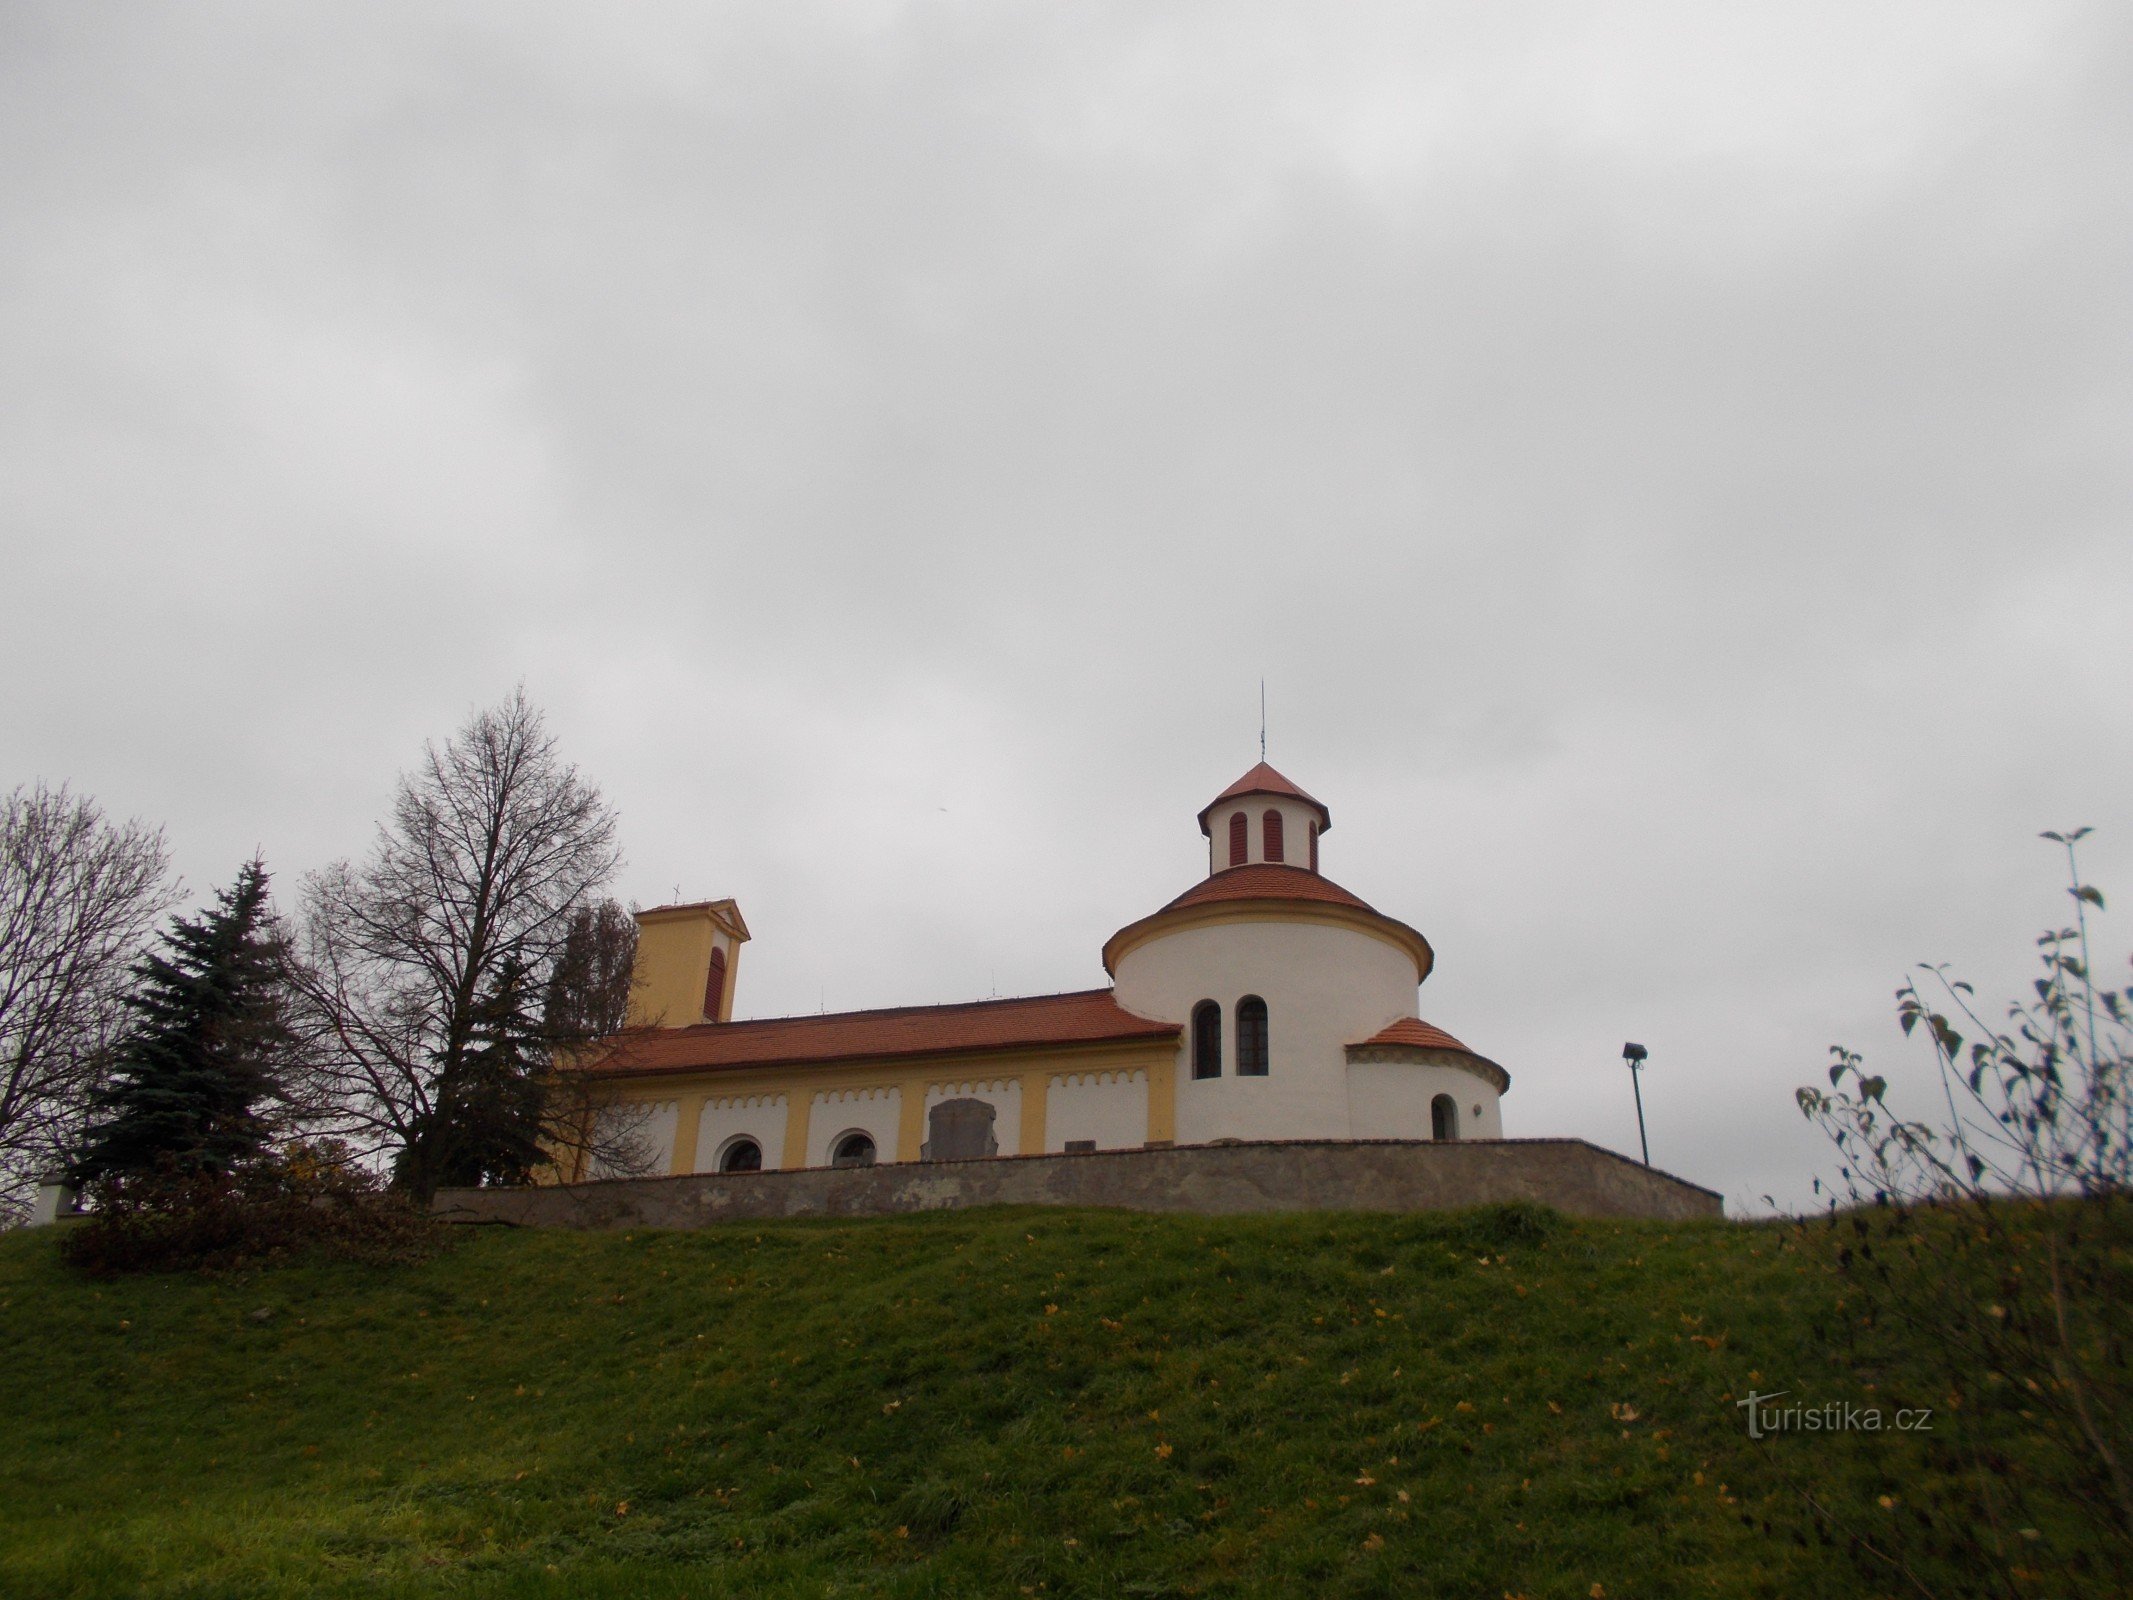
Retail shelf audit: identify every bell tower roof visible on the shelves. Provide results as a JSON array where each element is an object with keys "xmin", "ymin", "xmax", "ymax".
[{"xmin": 1196, "ymin": 762, "xmax": 1331, "ymax": 837}]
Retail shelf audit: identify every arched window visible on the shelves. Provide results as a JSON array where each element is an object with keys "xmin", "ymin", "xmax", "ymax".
[
  {"xmin": 1431, "ymin": 1095, "xmax": 1458, "ymax": 1141},
  {"xmin": 1191, "ymin": 1000, "xmax": 1222, "ymax": 1079},
  {"xmin": 1236, "ymin": 995, "xmax": 1269, "ymax": 1076},
  {"xmin": 704, "ymin": 946, "xmax": 728, "ymax": 1021},
  {"xmin": 1228, "ymin": 811, "xmax": 1248, "ymax": 867},
  {"xmin": 831, "ymin": 1131, "xmax": 876, "ymax": 1168},
  {"xmin": 1308, "ymin": 821, "xmax": 1318, "ymax": 873},
  {"xmin": 1263, "ymin": 809, "xmax": 1284, "ymax": 863},
  {"xmin": 718, "ymin": 1136, "xmax": 763, "ymax": 1173}
]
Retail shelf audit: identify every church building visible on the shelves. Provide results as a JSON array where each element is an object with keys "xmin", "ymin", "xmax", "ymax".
[{"xmin": 574, "ymin": 763, "xmax": 1508, "ymax": 1179}]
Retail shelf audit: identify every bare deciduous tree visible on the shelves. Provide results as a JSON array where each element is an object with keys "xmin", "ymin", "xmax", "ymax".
[
  {"xmin": 0, "ymin": 783, "xmax": 173, "ymax": 1220},
  {"xmin": 288, "ymin": 690, "xmax": 626, "ymax": 1199}
]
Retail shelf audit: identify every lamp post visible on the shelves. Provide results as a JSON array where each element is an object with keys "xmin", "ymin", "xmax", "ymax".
[{"xmin": 1622, "ymin": 1042, "xmax": 1651, "ymax": 1166}]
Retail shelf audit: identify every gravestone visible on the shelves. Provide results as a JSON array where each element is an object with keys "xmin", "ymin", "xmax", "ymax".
[{"xmin": 923, "ymin": 1097, "xmax": 998, "ymax": 1161}]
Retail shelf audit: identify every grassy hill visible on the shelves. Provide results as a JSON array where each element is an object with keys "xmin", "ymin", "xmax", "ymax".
[{"xmin": 0, "ymin": 1203, "xmax": 2070, "ymax": 1598}]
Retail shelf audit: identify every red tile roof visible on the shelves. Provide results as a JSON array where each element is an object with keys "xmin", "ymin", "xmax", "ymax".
[
  {"xmin": 1348, "ymin": 1016, "xmax": 1509, "ymax": 1092},
  {"xmin": 1105, "ymin": 864, "xmax": 1435, "ymax": 980},
  {"xmin": 1354, "ymin": 1017, "xmax": 1472, "ymax": 1054},
  {"xmin": 1197, "ymin": 762, "xmax": 1331, "ymax": 835},
  {"xmin": 1157, "ymin": 863, "xmax": 1377, "ymax": 916},
  {"xmin": 581, "ymin": 988, "xmax": 1177, "ymax": 1080}
]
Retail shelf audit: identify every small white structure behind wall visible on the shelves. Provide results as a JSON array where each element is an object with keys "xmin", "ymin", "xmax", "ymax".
[
  {"xmin": 591, "ymin": 1099, "xmax": 679, "ymax": 1178},
  {"xmin": 923, "ymin": 1078, "xmax": 1021, "ymax": 1155},
  {"xmin": 28, "ymin": 1177, "xmax": 81, "ymax": 1225},
  {"xmin": 809, "ymin": 1085, "xmax": 902, "ymax": 1167},
  {"xmin": 695, "ymin": 1093, "xmax": 789, "ymax": 1172},
  {"xmin": 1046, "ymin": 1069, "xmax": 1146, "ymax": 1152}
]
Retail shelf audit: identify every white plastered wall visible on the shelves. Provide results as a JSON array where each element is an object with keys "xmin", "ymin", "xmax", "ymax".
[
  {"xmin": 591, "ymin": 1099, "xmax": 679, "ymax": 1178},
  {"xmin": 1045, "ymin": 1069, "xmax": 1146, "ymax": 1152},
  {"xmin": 1113, "ymin": 918, "xmax": 1418, "ymax": 1144},
  {"xmin": 694, "ymin": 1093, "xmax": 789, "ymax": 1172},
  {"xmin": 809, "ymin": 1085, "xmax": 903, "ymax": 1167},
  {"xmin": 1206, "ymin": 796, "xmax": 1327, "ymax": 873},
  {"xmin": 922, "ymin": 1078, "xmax": 1022, "ymax": 1156},
  {"xmin": 1346, "ymin": 1056, "xmax": 1504, "ymax": 1141}
]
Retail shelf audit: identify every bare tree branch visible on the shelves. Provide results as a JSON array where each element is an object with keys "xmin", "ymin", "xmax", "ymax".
[
  {"xmin": 285, "ymin": 689, "xmax": 625, "ymax": 1196},
  {"xmin": 0, "ymin": 783, "xmax": 173, "ymax": 1220}
]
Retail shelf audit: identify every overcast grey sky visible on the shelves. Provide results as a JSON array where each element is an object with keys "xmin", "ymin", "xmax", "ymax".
[{"xmin": 4, "ymin": 2, "xmax": 2129, "ymax": 1214}]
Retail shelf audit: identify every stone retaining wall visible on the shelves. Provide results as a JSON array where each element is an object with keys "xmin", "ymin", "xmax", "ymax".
[{"xmin": 434, "ymin": 1137, "xmax": 1723, "ymax": 1228}]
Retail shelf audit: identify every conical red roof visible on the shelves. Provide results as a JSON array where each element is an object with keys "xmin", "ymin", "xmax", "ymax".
[
  {"xmin": 1197, "ymin": 762, "xmax": 1331, "ymax": 836},
  {"xmin": 1103, "ymin": 863, "xmax": 1433, "ymax": 980},
  {"xmin": 1354, "ymin": 1017, "xmax": 1472, "ymax": 1054},
  {"xmin": 1156, "ymin": 863, "xmax": 1374, "ymax": 917}
]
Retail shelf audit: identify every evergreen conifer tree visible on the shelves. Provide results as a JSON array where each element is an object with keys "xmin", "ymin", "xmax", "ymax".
[
  {"xmin": 394, "ymin": 957, "xmax": 548, "ymax": 1192},
  {"xmin": 71, "ymin": 860, "xmax": 290, "ymax": 1183}
]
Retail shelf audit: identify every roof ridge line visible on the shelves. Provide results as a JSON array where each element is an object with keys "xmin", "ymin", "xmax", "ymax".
[{"xmin": 664, "ymin": 987, "xmax": 1120, "ymax": 1032}]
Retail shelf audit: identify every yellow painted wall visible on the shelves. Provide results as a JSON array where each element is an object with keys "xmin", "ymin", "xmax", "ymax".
[
  {"xmin": 626, "ymin": 901, "xmax": 747, "ymax": 1028},
  {"xmin": 583, "ymin": 1039, "xmax": 1179, "ymax": 1175}
]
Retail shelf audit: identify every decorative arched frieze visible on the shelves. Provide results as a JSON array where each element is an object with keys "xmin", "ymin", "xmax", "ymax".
[{"xmin": 694, "ymin": 1093, "xmax": 789, "ymax": 1174}]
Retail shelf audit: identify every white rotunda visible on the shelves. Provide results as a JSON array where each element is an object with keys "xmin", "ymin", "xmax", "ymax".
[{"xmin": 1107, "ymin": 762, "xmax": 1506, "ymax": 1146}]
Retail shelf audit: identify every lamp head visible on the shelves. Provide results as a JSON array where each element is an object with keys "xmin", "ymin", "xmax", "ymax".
[{"xmin": 1622, "ymin": 1041, "xmax": 1648, "ymax": 1063}]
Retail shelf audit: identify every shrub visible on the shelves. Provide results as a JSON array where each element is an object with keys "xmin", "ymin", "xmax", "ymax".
[
  {"xmin": 1796, "ymin": 831, "xmax": 2133, "ymax": 1588},
  {"xmin": 58, "ymin": 1142, "xmax": 438, "ymax": 1277},
  {"xmin": 1465, "ymin": 1199, "xmax": 1563, "ymax": 1248}
]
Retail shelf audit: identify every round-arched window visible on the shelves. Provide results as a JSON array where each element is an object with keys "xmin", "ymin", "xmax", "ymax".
[
  {"xmin": 704, "ymin": 945, "xmax": 728, "ymax": 1021},
  {"xmin": 1431, "ymin": 1095, "xmax": 1459, "ymax": 1142},
  {"xmin": 1191, "ymin": 1000, "xmax": 1222, "ymax": 1079},
  {"xmin": 831, "ymin": 1131, "xmax": 877, "ymax": 1168},
  {"xmin": 719, "ymin": 1137, "xmax": 764, "ymax": 1173},
  {"xmin": 1236, "ymin": 995, "xmax": 1269, "ymax": 1076}
]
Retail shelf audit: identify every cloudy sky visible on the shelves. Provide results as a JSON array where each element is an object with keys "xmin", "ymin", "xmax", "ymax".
[{"xmin": 4, "ymin": 2, "xmax": 2128, "ymax": 1214}]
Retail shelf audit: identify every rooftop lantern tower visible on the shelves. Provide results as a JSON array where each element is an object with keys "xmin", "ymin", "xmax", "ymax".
[{"xmin": 1196, "ymin": 762, "xmax": 1332, "ymax": 877}]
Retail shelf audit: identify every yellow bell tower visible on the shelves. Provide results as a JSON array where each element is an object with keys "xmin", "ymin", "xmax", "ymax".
[{"xmin": 625, "ymin": 899, "xmax": 750, "ymax": 1028}]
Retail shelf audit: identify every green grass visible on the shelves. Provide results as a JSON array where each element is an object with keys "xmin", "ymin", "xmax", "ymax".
[{"xmin": 0, "ymin": 1204, "xmax": 2067, "ymax": 1597}]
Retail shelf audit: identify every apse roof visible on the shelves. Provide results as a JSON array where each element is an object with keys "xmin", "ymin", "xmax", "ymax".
[
  {"xmin": 1353, "ymin": 1017, "xmax": 1474, "ymax": 1055},
  {"xmin": 1349, "ymin": 1016, "xmax": 1510, "ymax": 1092}
]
